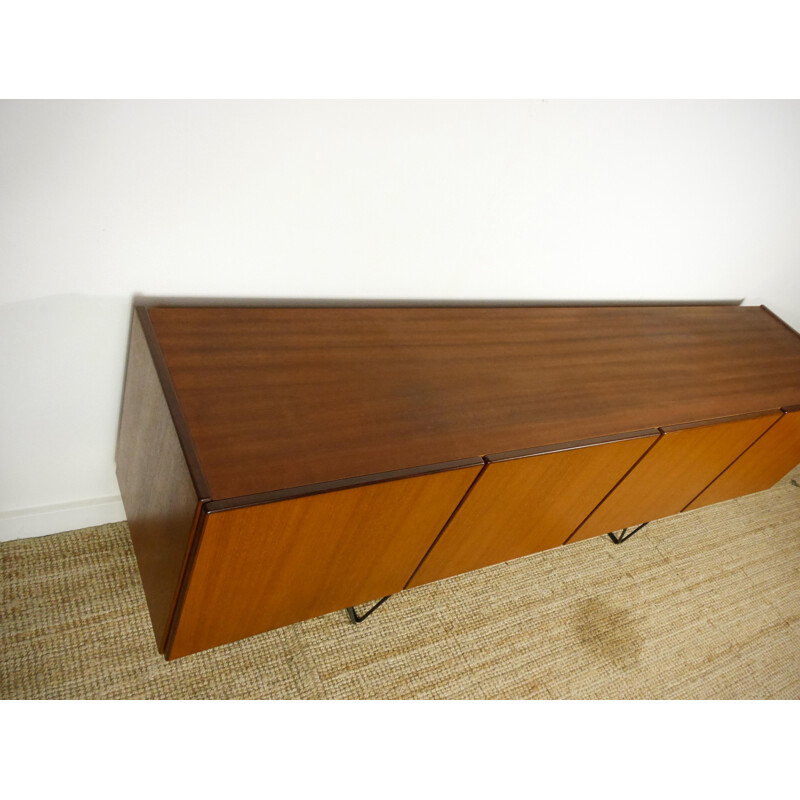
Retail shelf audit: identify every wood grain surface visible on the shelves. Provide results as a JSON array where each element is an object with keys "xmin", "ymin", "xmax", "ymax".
[
  {"xmin": 685, "ymin": 409, "xmax": 800, "ymax": 511},
  {"xmin": 567, "ymin": 412, "xmax": 782, "ymax": 543},
  {"xmin": 116, "ymin": 312, "xmax": 203, "ymax": 651},
  {"xmin": 167, "ymin": 464, "xmax": 481, "ymax": 658},
  {"xmin": 135, "ymin": 307, "xmax": 210, "ymax": 499},
  {"xmin": 406, "ymin": 431, "xmax": 659, "ymax": 589},
  {"xmin": 145, "ymin": 305, "xmax": 800, "ymax": 500}
]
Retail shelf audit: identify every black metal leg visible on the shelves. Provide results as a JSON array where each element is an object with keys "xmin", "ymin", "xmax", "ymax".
[
  {"xmin": 345, "ymin": 595, "xmax": 392, "ymax": 623},
  {"xmin": 607, "ymin": 521, "xmax": 649, "ymax": 544}
]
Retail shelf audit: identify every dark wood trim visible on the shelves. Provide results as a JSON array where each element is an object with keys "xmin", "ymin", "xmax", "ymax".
[
  {"xmin": 403, "ymin": 462, "xmax": 489, "ymax": 590},
  {"xmin": 135, "ymin": 295, "xmax": 745, "ymax": 309},
  {"xmin": 135, "ymin": 306, "xmax": 211, "ymax": 501},
  {"xmin": 782, "ymin": 404, "xmax": 800, "ymax": 414},
  {"xmin": 204, "ymin": 456, "xmax": 486, "ymax": 513},
  {"xmin": 163, "ymin": 504, "xmax": 209, "ymax": 660},
  {"xmin": 486, "ymin": 428, "xmax": 661, "ymax": 463},
  {"xmin": 761, "ymin": 305, "xmax": 800, "ymax": 343},
  {"xmin": 659, "ymin": 409, "xmax": 783, "ymax": 434}
]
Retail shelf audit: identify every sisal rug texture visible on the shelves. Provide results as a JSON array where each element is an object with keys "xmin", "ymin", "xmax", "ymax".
[{"xmin": 2, "ymin": 467, "xmax": 800, "ymax": 700}]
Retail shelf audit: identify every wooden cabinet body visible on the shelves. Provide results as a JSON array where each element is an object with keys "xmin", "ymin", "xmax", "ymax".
[{"xmin": 116, "ymin": 302, "xmax": 800, "ymax": 659}]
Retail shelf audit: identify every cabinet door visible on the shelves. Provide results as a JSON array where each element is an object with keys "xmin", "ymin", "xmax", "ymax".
[
  {"xmin": 685, "ymin": 407, "xmax": 800, "ymax": 511},
  {"xmin": 166, "ymin": 464, "xmax": 481, "ymax": 658},
  {"xmin": 406, "ymin": 430, "xmax": 659, "ymax": 590},
  {"xmin": 567, "ymin": 411, "xmax": 781, "ymax": 544}
]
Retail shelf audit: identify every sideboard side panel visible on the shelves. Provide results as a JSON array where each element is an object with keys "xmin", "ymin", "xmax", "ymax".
[
  {"xmin": 167, "ymin": 465, "xmax": 481, "ymax": 659},
  {"xmin": 685, "ymin": 409, "xmax": 800, "ymax": 510},
  {"xmin": 567, "ymin": 412, "xmax": 781, "ymax": 543},
  {"xmin": 406, "ymin": 433, "xmax": 659, "ymax": 590},
  {"xmin": 116, "ymin": 311, "xmax": 202, "ymax": 652}
]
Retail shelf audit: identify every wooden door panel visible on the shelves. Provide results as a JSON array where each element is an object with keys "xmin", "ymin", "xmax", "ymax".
[
  {"xmin": 166, "ymin": 464, "xmax": 481, "ymax": 658},
  {"xmin": 567, "ymin": 411, "xmax": 781, "ymax": 544},
  {"xmin": 685, "ymin": 408, "xmax": 800, "ymax": 511},
  {"xmin": 406, "ymin": 430, "xmax": 659, "ymax": 590}
]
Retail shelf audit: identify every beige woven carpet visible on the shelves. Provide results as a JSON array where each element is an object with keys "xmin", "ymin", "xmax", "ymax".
[{"xmin": 3, "ymin": 468, "xmax": 800, "ymax": 699}]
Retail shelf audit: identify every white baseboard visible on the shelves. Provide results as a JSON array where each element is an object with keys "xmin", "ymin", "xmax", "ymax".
[{"xmin": 0, "ymin": 496, "xmax": 127, "ymax": 542}]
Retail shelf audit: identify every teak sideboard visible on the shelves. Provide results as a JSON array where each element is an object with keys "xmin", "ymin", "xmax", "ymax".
[{"xmin": 116, "ymin": 301, "xmax": 800, "ymax": 659}]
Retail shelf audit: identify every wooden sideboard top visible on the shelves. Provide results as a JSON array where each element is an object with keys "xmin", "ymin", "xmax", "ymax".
[{"xmin": 137, "ymin": 302, "xmax": 800, "ymax": 501}]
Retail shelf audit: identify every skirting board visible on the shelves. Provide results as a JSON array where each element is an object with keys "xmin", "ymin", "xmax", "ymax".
[{"xmin": 0, "ymin": 496, "xmax": 126, "ymax": 542}]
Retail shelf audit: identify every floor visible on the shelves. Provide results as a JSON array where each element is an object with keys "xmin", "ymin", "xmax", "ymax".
[{"xmin": 2, "ymin": 466, "xmax": 799, "ymax": 699}]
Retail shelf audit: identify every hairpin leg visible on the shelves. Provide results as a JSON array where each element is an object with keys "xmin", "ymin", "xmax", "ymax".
[
  {"xmin": 607, "ymin": 521, "xmax": 649, "ymax": 544},
  {"xmin": 345, "ymin": 595, "xmax": 392, "ymax": 624}
]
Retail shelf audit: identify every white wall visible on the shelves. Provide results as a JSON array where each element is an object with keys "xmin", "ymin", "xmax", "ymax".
[{"xmin": 2, "ymin": 100, "xmax": 800, "ymax": 539}]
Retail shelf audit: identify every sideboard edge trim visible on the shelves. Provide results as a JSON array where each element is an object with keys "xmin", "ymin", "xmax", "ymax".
[
  {"xmin": 658, "ymin": 408, "xmax": 784, "ymax": 434},
  {"xmin": 203, "ymin": 456, "xmax": 486, "ymax": 513},
  {"xmin": 485, "ymin": 428, "xmax": 661, "ymax": 463}
]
